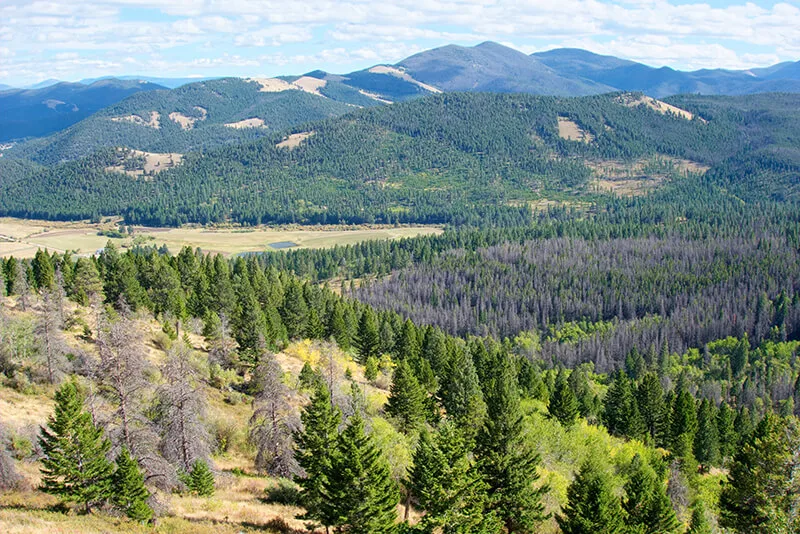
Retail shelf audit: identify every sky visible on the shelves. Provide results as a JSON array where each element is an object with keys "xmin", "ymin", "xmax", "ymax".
[{"xmin": 2, "ymin": 0, "xmax": 800, "ymax": 87}]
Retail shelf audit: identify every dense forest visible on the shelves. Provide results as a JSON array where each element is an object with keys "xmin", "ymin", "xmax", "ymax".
[
  {"xmin": 0, "ymin": 244, "xmax": 798, "ymax": 533},
  {"xmin": 2, "ymin": 92, "xmax": 800, "ymax": 226}
]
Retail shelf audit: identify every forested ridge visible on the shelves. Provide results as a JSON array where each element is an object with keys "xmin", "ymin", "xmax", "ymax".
[{"xmin": 2, "ymin": 91, "xmax": 799, "ymax": 226}]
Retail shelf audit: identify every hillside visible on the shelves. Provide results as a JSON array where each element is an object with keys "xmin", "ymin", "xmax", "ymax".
[
  {"xmin": 0, "ymin": 79, "xmax": 166, "ymax": 142},
  {"xmin": 8, "ymin": 77, "xmax": 372, "ymax": 165},
  {"xmin": 3, "ymin": 91, "xmax": 799, "ymax": 226}
]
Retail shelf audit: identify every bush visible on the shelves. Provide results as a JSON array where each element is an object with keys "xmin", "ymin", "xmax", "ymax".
[
  {"xmin": 186, "ymin": 460, "xmax": 215, "ymax": 497},
  {"xmin": 262, "ymin": 478, "xmax": 302, "ymax": 506}
]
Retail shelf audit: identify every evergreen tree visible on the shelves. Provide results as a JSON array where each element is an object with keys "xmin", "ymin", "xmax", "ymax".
[
  {"xmin": 233, "ymin": 286, "xmax": 268, "ymax": 352},
  {"xmin": 71, "ymin": 257, "xmax": 103, "ymax": 306},
  {"xmin": 408, "ymin": 422, "xmax": 500, "ymax": 534},
  {"xmin": 557, "ymin": 458, "xmax": 625, "ymax": 534},
  {"xmin": 603, "ymin": 370, "xmax": 645, "ymax": 440},
  {"xmin": 327, "ymin": 302, "xmax": 350, "ymax": 349},
  {"xmin": 567, "ymin": 365, "xmax": 596, "ymax": 419},
  {"xmin": 475, "ymin": 352, "xmax": 548, "ymax": 533},
  {"xmin": 687, "ymin": 501, "xmax": 712, "ymax": 534},
  {"xmin": 355, "ymin": 308, "xmax": 380, "ymax": 363},
  {"xmin": 439, "ymin": 350, "xmax": 487, "ymax": 445},
  {"xmin": 321, "ymin": 414, "xmax": 399, "ymax": 534},
  {"xmin": 636, "ymin": 372, "xmax": 667, "ymax": 446},
  {"xmin": 294, "ymin": 381, "xmax": 341, "ymax": 530},
  {"xmin": 669, "ymin": 386, "xmax": 698, "ymax": 457},
  {"xmin": 693, "ymin": 399, "xmax": 720, "ymax": 471},
  {"xmin": 622, "ymin": 454, "xmax": 680, "ymax": 534},
  {"xmin": 39, "ymin": 380, "xmax": 114, "ymax": 513},
  {"xmin": 187, "ymin": 459, "xmax": 215, "ymax": 497},
  {"xmin": 720, "ymin": 412, "xmax": 799, "ymax": 534},
  {"xmin": 32, "ymin": 249, "xmax": 55, "ymax": 291},
  {"xmin": 549, "ymin": 368, "xmax": 579, "ymax": 426},
  {"xmin": 385, "ymin": 359, "xmax": 426, "ymax": 433},
  {"xmin": 364, "ymin": 356, "xmax": 379, "ymax": 382},
  {"xmin": 111, "ymin": 448, "xmax": 153, "ymax": 522},
  {"xmin": 394, "ymin": 319, "xmax": 420, "ymax": 362},
  {"xmin": 716, "ymin": 401, "xmax": 737, "ymax": 460},
  {"xmin": 281, "ymin": 280, "xmax": 309, "ymax": 339}
]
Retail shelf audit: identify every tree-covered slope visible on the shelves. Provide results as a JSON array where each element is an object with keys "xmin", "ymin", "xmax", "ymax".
[
  {"xmin": 0, "ymin": 79, "xmax": 166, "ymax": 142},
  {"xmin": 1, "ymin": 91, "xmax": 799, "ymax": 226},
  {"xmin": 7, "ymin": 77, "xmax": 370, "ymax": 165}
]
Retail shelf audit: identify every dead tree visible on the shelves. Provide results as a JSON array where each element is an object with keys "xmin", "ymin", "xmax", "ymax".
[
  {"xmin": 158, "ymin": 341, "xmax": 210, "ymax": 474},
  {"xmin": 249, "ymin": 352, "xmax": 300, "ymax": 477}
]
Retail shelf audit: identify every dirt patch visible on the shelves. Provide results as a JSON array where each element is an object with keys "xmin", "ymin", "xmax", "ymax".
[
  {"xmin": 276, "ymin": 131, "xmax": 314, "ymax": 149},
  {"xmin": 169, "ymin": 106, "xmax": 207, "ymax": 130},
  {"xmin": 616, "ymin": 93, "xmax": 704, "ymax": 122},
  {"xmin": 292, "ymin": 76, "xmax": 327, "ymax": 96},
  {"xmin": 367, "ymin": 65, "xmax": 442, "ymax": 93},
  {"xmin": 358, "ymin": 89, "xmax": 393, "ymax": 104},
  {"xmin": 110, "ymin": 111, "xmax": 160, "ymax": 129},
  {"xmin": 557, "ymin": 117, "xmax": 593, "ymax": 143},
  {"xmin": 587, "ymin": 155, "xmax": 709, "ymax": 196},
  {"xmin": 225, "ymin": 118, "xmax": 266, "ymax": 129},
  {"xmin": 105, "ymin": 148, "xmax": 183, "ymax": 179}
]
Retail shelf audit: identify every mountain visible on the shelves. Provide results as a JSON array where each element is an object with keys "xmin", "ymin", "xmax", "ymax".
[
  {"xmin": 534, "ymin": 48, "xmax": 800, "ymax": 97},
  {"xmin": 0, "ymin": 84, "xmax": 13, "ymax": 92},
  {"xmin": 78, "ymin": 75, "xmax": 218, "ymax": 89},
  {"xmin": 7, "ymin": 76, "xmax": 376, "ymax": 164},
  {"xmin": 398, "ymin": 41, "xmax": 613, "ymax": 95},
  {"xmin": 0, "ymin": 79, "xmax": 166, "ymax": 142},
  {"xmin": 3, "ymin": 91, "xmax": 799, "ymax": 226},
  {"xmin": 25, "ymin": 78, "xmax": 63, "ymax": 89}
]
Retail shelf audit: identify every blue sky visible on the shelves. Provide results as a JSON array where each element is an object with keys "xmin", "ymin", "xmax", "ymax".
[{"xmin": 2, "ymin": 0, "xmax": 800, "ymax": 86}]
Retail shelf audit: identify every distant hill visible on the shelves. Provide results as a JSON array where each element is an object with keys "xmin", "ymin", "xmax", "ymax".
[
  {"xmin": 0, "ymin": 84, "xmax": 13, "ymax": 92},
  {"xmin": 3, "ymin": 91, "xmax": 799, "ymax": 226},
  {"xmin": 534, "ymin": 48, "xmax": 800, "ymax": 97},
  {"xmin": 8, "ymin": 77, "xmax": 375, "ymax": 164},
  {"xmin": 78, "ymin": 75, "xmax": 219, "ymax": 89},
  {"xmin": 0, "ymin": 79, "xmax": 166, "ymax": 141}
]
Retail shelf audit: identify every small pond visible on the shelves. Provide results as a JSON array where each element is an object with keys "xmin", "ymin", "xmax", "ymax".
[{"xmin": 268, "ymin": 241, "xmax": 298, "ymax": 249}]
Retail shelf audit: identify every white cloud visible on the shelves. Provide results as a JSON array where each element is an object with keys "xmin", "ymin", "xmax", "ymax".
[{"xmin": 2, "ymin": 0, "xmax": 800, "ymax": 85}]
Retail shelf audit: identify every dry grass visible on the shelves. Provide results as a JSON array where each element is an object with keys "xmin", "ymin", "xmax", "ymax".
[
  {"xmin": 367, "ymin": 66, "xmax": 442, "ymax": 94},
  {"xmin": 168, "ymin": 107, "xmax": 206, "ymax": 130},
  {"xmin": 586, "ymin": 155, "xmax": 710, "ymax": 196},
  {"xmin": 275, "ymin": 131, "xmax": 314, "ymax": 149},
  {"xmin": 110, "ymin": 111, "xmax": 160, "ymax": 129},
  {"xmin": 616, "ymin": 93, "xmax": 704, "ymax": 122},
  {"xmin": 291, "ymin": 76, "xmax": 326, "ymax": 96},
  {"xmin": 105, "ymin": 149, "xmax": 183, "ymax": 178},
  {"xmin": 557, "ymin": 117, "xmax": 593, "ymax": 143},
  {"xmin": 0, "ymin": 218, "xmax": 443, "ymax": 258},
  {"xmin": 224, "ymin": 118, "xmax": 266, "ymax": 129}
]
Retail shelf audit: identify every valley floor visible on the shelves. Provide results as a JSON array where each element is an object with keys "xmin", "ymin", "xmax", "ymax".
[{"xmin": 0, "ymin": 218, "xmax": 442, "ymax": 258}]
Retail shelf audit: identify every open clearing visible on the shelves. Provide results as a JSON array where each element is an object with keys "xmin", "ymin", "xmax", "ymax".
[
  {"xmin": 110, "ymin": 111, "xmax": 161, "ymax": 129},
  {"xmin": 0, "ymin": 218, "xmax": 443, "ymax": 258},
  {"xmin": 276, "ymin": 131, "xmax": 314, "ymax": 149},
  {"xmin": 557, "ymin": 117, "xmax": 593, "ymax": 142}
]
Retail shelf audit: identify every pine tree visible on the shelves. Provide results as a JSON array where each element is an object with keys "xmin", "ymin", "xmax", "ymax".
[
  {"xmin": 32, "ymin": 249, "xmax": 55, "ymax": 291},
  {"xmin": 549, "ymin": 369, "xmax": 579, "ymax": 426},
  {"xmin": 385, "ymin": 359, "xmax": 426, "ymax": 433},
  {"xmin": 636, "ymin": 372, "xmax": 667, "ymax": 446},
  {"xmin": 408, "ymin": 423, "xmax": 500, "ymax": 534},
  {"xmin": 669, "ymin": 386, "xmax": 697, "ymax": 456},
  {"xmin": 187, "ymin": 459, "xmax": 215, "ymax": 497},
  {"xmin": 693, "ymin": 399, "xmax": 720, "ymax": 471},
  {"xmin": 720, "ymin": 412, "xmax": 800, "ymax": 533},
  {"xmin": 716, "ymin": 401, "xmax": 737, "ymax": 460},
  {"xmin": 622, "ymin": 454, "xmax": 680, "ymax": 534},
  {"xmin": 603, "ymin": 370, "xmax": 645, "ymax": 440},
  {"xmin": 394, "ymin": 319, "xmax": 420, "ymax": 362},
  {"xmin": 294, "ymin": 381, "xmax": 341, "ymax": 530},
  {"xmin": 687, "ymin": 501, "xmax": 712, "ymax": 534},
  {"xmin": 281, "ymin": 280, "xmax": 309, "ymax": 339},
  {"xmin": 475, "ymin": 352, "xmax": 548, "ymax": 533},
  {"xmin": 327, "ymin": 302, "xmax": 350, "ymax": 349},
  {"xmin": 567, "ymin": 365, "xmax": 596, "ymax": 419},
  {"xmin": 355, "ymin": 308, "xmax": 380, "ymax": 363},
  {"xmin": 71, "ymin": 257, "xmax": 103, "ymax": 306},
  {"xmin": 321, "ymin": 414, "xmax": 399, "ymax": 534},
  {"xmin": 111, "ymin": 448, "xmax": 153, "ymax": 522},
  {"xmin": 39, "ymin": 380, "xmax": 114, "ymax": 513},
  {"xmin": 557, "ymin": 458, "xmax": 625, "ymax": 534},
  {"xmin": 439, "ymin": 350, "xmax": 487, "ymax": 445}
]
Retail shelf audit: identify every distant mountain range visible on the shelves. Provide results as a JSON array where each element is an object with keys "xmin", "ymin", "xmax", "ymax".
[
  {"xmin": 3, "ymin": 41, "xmax": 800, "ymax": 143},
  {"xmin": 0, "ymin": 79, "xmax": 167, "ymax": 141}
]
